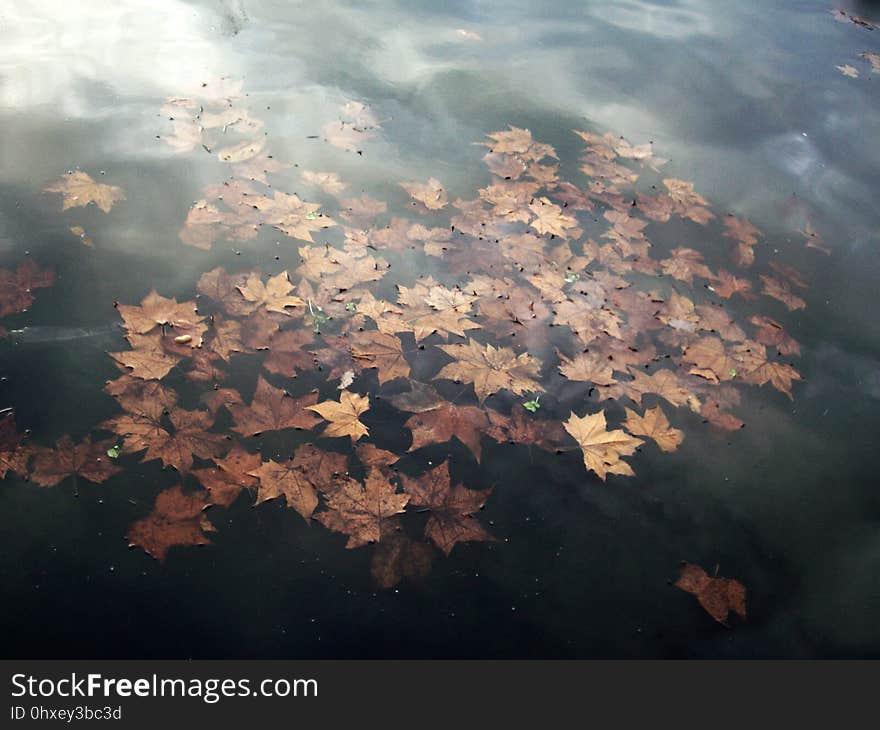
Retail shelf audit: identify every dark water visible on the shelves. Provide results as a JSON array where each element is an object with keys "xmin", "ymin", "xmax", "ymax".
[{"xmin": 1, "ymin": 0, "xmax": 879, "ymax": 658}]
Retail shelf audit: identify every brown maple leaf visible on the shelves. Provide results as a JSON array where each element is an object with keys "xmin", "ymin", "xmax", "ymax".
[
  {"xmin": 740, "ymin": 360, "xmax": 802, "ymax": 399},
  {"xmin": 322, "ymin": 120, "xmax": 375, "ymax": 153},
  {"xmin": 248, "ymin": 444, "xmax": 348, "ymax": 519},
  {"xmin": 624, "ymin": 406, "xmax": 683, "ymax": 453},
  {"xmin": 196, "ymin": 268, "xmax": 250, "ymax": 315},
  {"xmin": 308, "ymin": 390, "xmax": 370, "ymax": 441},
  {"xmin": 43, "ymin": 171, "xmax": 125, "ymax": 213},
  {"xmin": 749, "ymin": 315, "xmax": 800, "ymax": 356},
  {"xmin": 557, "ymin": 349, "xmax": 616, "ymax": 386},
  {"xmin": 339, "ymin": 194, "xmax": 387, "ymax": 226},
  {"xmin": 356, "ymin": 443, "xmax": 400, "ymax": 469},
  {"xmin": 230, "ymin": 376, "xmax": 321, "ymax": 436},
  {"xmin": 205, "ymin": 315, "xmax": 245, "ymax": 361},
  {"xmin": 135, "ymin": 408, "xmax": 226, "ymax": 474},
  {"xmin": 315, "ymin": 469, "xmax": 408, "ymax": 548},
  {"xmin": 0, "ymin": 413, "xmax": 30, "ymax": 479},
  {"xmin": 675, "ymin": 562, "xmax": 746, "ymax": 625},
  {"xmin": 192, "ymin": 444, "xmax": 261, "ymax": 507},
  {"xmin": 612, "ymin": 367, "xmax": 693, "ymax": 408},
  {"xmin": 117, "ymin": 290, "xmax": 206, "ymax": 346},
  {"xmin": 434, "ymin": 340, "xmax": 542, "ymax": 404},
  {"xmin": 659, "ymin": 248, "xmax": 713, "ymax": 285},
  {"xmin": 248, "ymin": 459, "xmax": 318, "ymax": 519},
  {"xmin": 760, "ymin": 275, "xmax": 806, "ymax": 311},
  {"xmin": 402, "ymin": 396, "xmax": 491, "ymax": 462},
  {"xmin": 109, "ymin": 334, "xmax": 183, "ymax": 381},
  {"xmin": 370, "ymin": 524, "xmax": 433, "ymax": 588},
  {"xmin": 400, "ymin": 461, "xmax": 494, "ymax": 555},
  {"xmin": 529, "ymin": 196, "xmax": 578, "ymax": 238},
  {"xmin": 563, "ymin": 410, "xmax": 643, "ymax": 480},
  {"xmin": 254, "ymin": 191, "xmax": 335, "ymax": 242},
  {"xmin": 127, "ymin": 485, "xmax": 216, "ymax": 561},
  {"xmin": 237, "ymin": 271, "xmax": 306, "ymax": 315},
  {"xmin": 30, "ymin": 435, "xmax": 122, "ymax": 487},
  {"xmin": 350, "ymin": 330, "xmax": 411, "ymax": 384},
  {"xmin": 261, "ymin": 328, "xmax": 317, "ymax": 377},
  {"xmin": 711, "ymin": 270, "xmax": 754, "ymax": 300},
  {"xmin": 401, "ymin": 178, "xmax": 448, "ymax": 211},
  {"xmin": 301, "ymin": 170, "xmax": 347, "ymax": 195},
  {"xmin": 395, "ymin": 279, "xmax": 481, "ymax": 341},
  {"xmin": 0, "ymin": 259, "xmax": 56, "ymax": 318},
  {"xmin": 485, "ymin": 407, "xmax": 567, "ymax": 452}
]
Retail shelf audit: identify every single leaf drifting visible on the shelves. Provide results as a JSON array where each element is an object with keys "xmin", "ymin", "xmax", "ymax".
[
  {"xmin": 400, "ymin": 461, "xmax": 494, "ymax": 555},
  {"xmin": 0, "ymin": 259, "xmax": 56, "ymax": 318},
  {"xmin": 401, "ymin": 178, "xmax": 448, "ymax": 210},
  {"xmin": 43, "ymin": 171, "xmax": 125, "ymax": 213},
  {"xmin": 127, "ymin": 485, "xmax": 216, "ymax": 561},
  {"xmin": 675, "ymin": 562, "xmax": 747, "ymax": 626},
  {"xmin": 370, "ymin": 522, "xmax": 433, "ymax": 588},
  {"xmin": 308, "ymin": 390, "xmax": 370, "ymax": 441}
]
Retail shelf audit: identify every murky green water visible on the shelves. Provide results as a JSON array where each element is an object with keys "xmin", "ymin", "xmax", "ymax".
[{"xmin": 1, "ymin": 0, "xmax": 879, "ymax": 658}]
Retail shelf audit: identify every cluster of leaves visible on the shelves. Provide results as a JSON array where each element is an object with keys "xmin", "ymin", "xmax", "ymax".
[
  {"xmin": 832, "ymin": 8, "xmax": 880, "ymax": 77},
  {"xmin": 3, "ymin": 80, "xmax": 816, "ymax": 601}
]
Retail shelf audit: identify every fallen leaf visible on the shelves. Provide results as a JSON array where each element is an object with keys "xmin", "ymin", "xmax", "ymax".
[
  {"xmin": 127, "ymin": 485, "xmax": 215, "ymax": 561},
  {"xmin": 44, "ymin": 171, "xmax": 125, "ymax": 213},
  {"xmin": 315, "ymin": 469, "xmax": 408, "ymax": 548},
  {"xmin": 434, "ymin": 340, "xmax": 542, "ymax": 404},
  {"xmin": 230, "ymin": 376, "xmax": 321, "ymax": 436},
  {"xmin": 308, "ymin": 390, "xmax": 370, "ymax": 440},
  {"xmin": 675, "ymin": 562, "xmax": 746, "ymax": 625},
  {"xmin": 400, "ymin": 461, "xmax": 494, "ymax": 555},
  {"xmin": 624, "ymin": 406, "xmax": 683, "ymax": 452},
  {"xmin": 563, "ymin": 410, "xmax": 643, "ymax": 480}
]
